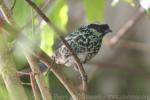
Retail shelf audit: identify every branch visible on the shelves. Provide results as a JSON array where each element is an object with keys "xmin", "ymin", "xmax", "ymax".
[
  {"xmin": 0, "ymin": 33, "xmax": 28, "ymax": 100},
  {"xmin": 25, "ymin": 0, "xmax": 87, "ymax": 93},
  {"xmin": 24, "ymin": 51, "xmax": 52, "ymax": 100},
  {"xmin": 0, "ymin": 16, "xmax": 84, "ymax": 100},
  {"xmin": 30, "ymin": 73, "xmax": 41, "ymax": 100},
  {"xmin": 0, "ymin": 0, "xmax": 87, "ymax": 98},
  {"xmin": 0, "ymin": 0, "xmax": 16, "ymax": 25},
  {"xmin": 104, "ymin": 7, "xmax": 145, "ymax": 47}
]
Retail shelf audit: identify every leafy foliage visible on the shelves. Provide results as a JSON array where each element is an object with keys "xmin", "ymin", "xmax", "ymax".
[
  {"xmin": 13, "ymin": 0, "xmax": 30, "ymax": 26},
  {"xmin": 40, "ymin": 24, "xmax": 55, "ymax": 55},
  {"xmin": 83, "ymin": 0, "xmax": 105, "ymax": 22},
  {"xmin": 40, "ymin": 0, "xmax": 68, "ymax": 54},
  {"xmin": 0, "ymin": 81, "xmax": 10, "ymax": 100}
]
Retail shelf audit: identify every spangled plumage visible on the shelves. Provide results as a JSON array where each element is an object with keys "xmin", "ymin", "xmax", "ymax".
[{"xmin": 52, "ymin": 23, "xmax": 112, "ymax": 70}]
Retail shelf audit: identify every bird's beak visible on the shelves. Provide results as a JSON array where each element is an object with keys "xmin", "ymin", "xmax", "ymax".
[
  {"xmin": 104, "ymin": 28, "xmax": 112, "ymax": 33},
  {"xmin": 108, "ymin": 28, "xmax": 112, "ymax": 32}
]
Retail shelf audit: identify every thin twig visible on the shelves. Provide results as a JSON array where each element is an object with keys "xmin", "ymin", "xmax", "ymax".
[
  {"xmin": 24, "ymin": 52, "xmax": 52, "ymax": 100},
  {"xmin": 44, "ymin": 58, "xmax": 55, "ymax": 77},
  {"xmin": 30, "ymin": 73, "xmax": 41, "ymax": 100},
  {"xmin": 21, "ymin": 82, "xmax": 31, "ymax": 86},
  {"xmin": 34, "ymin": 48, "xmax": 82, "ymax": 100},
  {"xmin": 0, "ymin": 0, "xmax": 16, "ymax": 25},
  {"xmin": 25, "ymin": 0, "xmax": 87, "ymax": 93},
  {"xmin": 18, "ymin": 71, "xmax": 30, "ymax": 76},
  {"xmin": 105, "ymin": 7, "xmax": 145, "ymax": 47},
  {"xmin": 21, "ymin": 0, "xmax": 51, "ymax": 30}
]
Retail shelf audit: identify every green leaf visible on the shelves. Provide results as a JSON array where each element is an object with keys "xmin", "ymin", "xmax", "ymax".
[
  {"xmin": 83, "ymin": 0, "xmax": 105, "ymax": 22},
  {"xmin": 40, "ymin": 24, "xmax": 54, "ymax": 55},
  {"xmin": 0, "ymin": 80, "xmax": 10, "ymax": 100},
  {"xmin": 47, "ymin": 0, "xmax": 68, "ymax": 31},
  {"xmin": 13, "ymin": 46, "xmax": 28, "ymax": 70},
  {"xmin": 33, "ymin": 0, "xmax": 44, "ymax": 5},
  {"xmin": 40, "ymin": 0, "xmax": 68, "ymax": 54},
  {"xmin": 45, "ymin": 72, "xmax": 70, "ymax": 99},
  {"xmin": 13, "ymin": 0, "xmax": 30, "ymax": 26}
]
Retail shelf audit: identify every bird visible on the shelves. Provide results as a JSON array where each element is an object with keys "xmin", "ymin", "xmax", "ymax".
[{"xmin": 51, "ymin": 23, "xmax": 112, "ymax": 70}]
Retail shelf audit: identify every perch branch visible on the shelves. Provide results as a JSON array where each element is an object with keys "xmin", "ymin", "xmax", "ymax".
[
  {"xmin": 0, "ymin": 0, "xmax": 87, "ymax": 99},
  {"xmin": 30, "ymin": 73, "xmax": 41, "ymax": 100},
  {"xmin": 24, "ymin": 52, "xmax": 52, "ymax": 100},
  {"xmin": 0, "ymin": 17, "xmax": 84, "ymax": 100},
  {"xmin": 25, "ymin": 0, "xmax": 88, "ymax": 93}
]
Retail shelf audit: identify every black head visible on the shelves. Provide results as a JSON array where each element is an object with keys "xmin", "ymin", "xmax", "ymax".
[{"xmin": 87, "ymin": 24, "xmax": 112, "ymax": 35}]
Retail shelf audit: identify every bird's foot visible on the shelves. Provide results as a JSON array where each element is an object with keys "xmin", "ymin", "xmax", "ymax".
[{"xmin": 44, "ymin": 58, "xmax": 56, "ymax": 77}]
